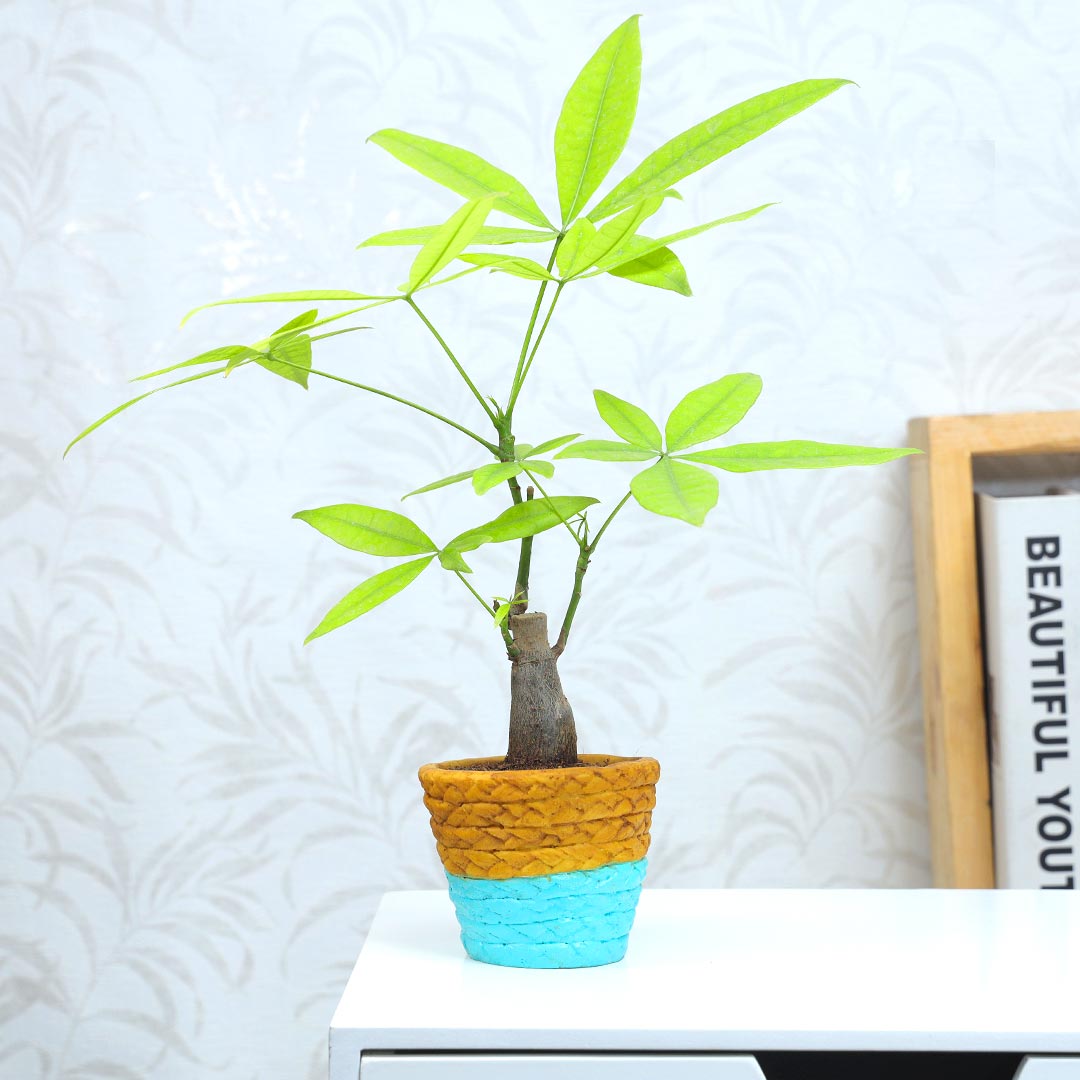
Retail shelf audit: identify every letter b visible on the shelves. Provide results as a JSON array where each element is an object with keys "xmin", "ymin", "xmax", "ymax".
[{"xmin": 1028, "ymin": 537, "xmax": 1061, "ymax": 560}]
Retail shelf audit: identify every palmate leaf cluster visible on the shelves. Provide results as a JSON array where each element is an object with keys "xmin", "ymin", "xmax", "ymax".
[{"xmin": 66, "ymin": 16, "xmax": 917, "ymax": 650}]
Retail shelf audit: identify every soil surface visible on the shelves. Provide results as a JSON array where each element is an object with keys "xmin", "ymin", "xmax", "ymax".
[{"xmin": 456, "ymin": 758, "xmax": 589, "ymax": 772}]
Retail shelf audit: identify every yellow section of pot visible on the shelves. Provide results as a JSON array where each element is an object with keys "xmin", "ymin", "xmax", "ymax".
[
  {"xmin": 423, "ymin": 783, "xmax": 657, "ymax": 829},
  {"xmin": 419, "ymin": 754, "xmax": 660, "ymax": 879},
  {"xmin": 436, "ymin": 833, "xmax": 651, "ymax": 880},
  {"xmin": 432, "ymin": 810, "xmax": 652, "ymax": 851}
]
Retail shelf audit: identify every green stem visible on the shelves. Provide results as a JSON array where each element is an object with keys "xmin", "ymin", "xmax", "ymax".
[
  {"xmin": 509, "ymin": 282, "xmax": 570, "ymax": 416},
  {"xmin": 552, "ymin": 547, "xmax": 590, "ymax": 660},
  {"xmin": 506, "ymin": 240, "xmax": 561, "ymax": 421},
  {"xmin": 551, "ymin": 490, "xmax": 632, "ymax": 659},
  {"xmin": 515, "ymin": 283, "xmax": 564, "ymax": 400},
  {"xmin": 407, "ymin": 297, "xmax": 498, "ymax": 426},
  {"xmin": 589, "ymin": 490, "xmax": 632, "ymax": 551},
  {"xmin": 503, "ymin": 239, "xmax": 564, "ymax": 616},
  {"xmin": 511, "ymin": 486, "xmax": 533, "ymax": 614},
  {"xmin": 521, "ymin": 465, "xmax": 582, "ymax": 546},
  {"xmin": 455, "ymin": 570, "xmax": 518, "ymax": 657},
  {"xmin": 236, "ymin": 357, "xmax": 499, "ymax": 453}
]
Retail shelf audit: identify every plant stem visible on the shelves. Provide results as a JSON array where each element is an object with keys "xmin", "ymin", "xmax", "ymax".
[
  {"xmin": 499, "ymin": 433, "xmax": 533, "ymax": 614},
  {"xmin": 249, "ymin": 358, "xmax": 500, "ymax": 453},
  {"xmin": 551, "ymin": 490, "xmax": 632, "ymax": 659},
  {"xmin": 552, "ymin": 547, "xmax": 590, "ymax": 660},
  {"xmin": 406, "ymin": 297, "xmax": 498, "ymax": 426},
  {"xmin": 455, "ymin": 570, "xmax": 519, "ymax": 657},
  {"xmin": 503, "ymin": 240, "xmax": 564, "ymax": 621},
  {"xmin": 521, "ymin": 465, "xmax": 583, "ymax": 546},
  {"xmin": 512, "ymin": 283, "xmax": 550, "ymax": 399},
  {"xmin": 511, "ymin": 486, "xmax": 534, "ymax": 614},
  {"xmin": 589, "ymin": 489, "xmax": 632, "ymax": 551},
  {"xmin": 506, "ymin": 240, "xmax": 561, "ymax": 421},
  {"xmin": 515, "ymin": 283, "xmax": 564, "ymax": 400}
]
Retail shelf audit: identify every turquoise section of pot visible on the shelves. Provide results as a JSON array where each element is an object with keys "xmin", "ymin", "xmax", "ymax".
[{"xmin": 445, "ymin": 858, "xmax": 647, "ymax": 968}]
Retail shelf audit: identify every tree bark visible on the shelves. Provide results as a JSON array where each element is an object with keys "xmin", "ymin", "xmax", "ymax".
[{"xmin": 504, "ymin": 611, "xmax": 578, "ymax": 769}]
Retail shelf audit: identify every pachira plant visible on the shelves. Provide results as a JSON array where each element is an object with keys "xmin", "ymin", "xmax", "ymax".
[{"xmin": 68, "ymin": 17, "xmax": 915, "ymax": 773}]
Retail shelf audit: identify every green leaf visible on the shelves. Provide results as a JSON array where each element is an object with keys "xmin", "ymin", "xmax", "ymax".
[
  {"xmin": 358, "ymin": 225, "xmax": 556, "ymax": 248},
  {"xmin": 456, "ymin": 253, "xmax": 557, "ymax": 281},
  {"xmin": 438, "ymin": 548, "xmax": 473, "ymax": 573},
  {"xmin": 292, "ymin": 504, "xmax": 437, "ymax": 556},
  {"xmin": 305, "ymin": 557, "xmax": 434, "ymax": 643},
  {"xmin": 305, "ymin": 326, "xmax": 368, "ymax": 346},
  {"xmin": 131, "ymin": 344, "xmax": 266, "ymax": 383},
  {"xmin": 252, "ymin": 300, "xmax": 390, "ymax": 345},
  {"xmin": 402, "ymin": 469, "xmax": 477, "ymax": 500},
  {"xmin": 528, "ymin": 433, "xmax": 581, "ymax": 457},
  {"xmin": 64, "ymin": 364, "xmax": 231, "ymax": 457},
  {"xmin": 470, "ymin": 457, "xmax": 553, "ymax": 494},
  {"xmin": 566, "ymin": 194, "xmax": 665, "ymax": 277},
  {"xmin": 257, "ymin": 333, "xmax": 312, "ymax": 388},
  {"xmin": 588, "ymin": 78, "xmax": 853, "ymax": 221},
  {"xmin": 247, "ymin": 310, "xmax": 347, "ymax": 386},
  {"xmin": 413, "ymin": 265, "xmax": 484, "ymax": 291},
  {"xmin": 448, "ymin": 495, "xmax": 599, "ymax": 553},
  {"xmin": 520, "ymin": 459, "xmax": 555, "ymax": 479},
  {"xmin": 556, "ymin": 219, "xmax": 597, "ymax": 277},
  {"xmin": 408, "ymin": 195, "xmax": 499, "ymax": 292},
  {"xmin": 181, "ymin": 291, "xmax": 386, "ymax": 327},
  {"xmin": 606, "ymin": 237, "xmax": 691, "ymax": 296},
  {"xmin": 591, "ymin": 204, "xmax": 775, "ymax": 273},
  {"xmin": 593, "ymin": 389, "xmax": 662, "ymax": 451},
  {"xmin": 665, "ymin": 373, "xmax": 763, "ymax": 450},
  {"xmin": 272, "ymin": 309, "xmax": 319, "ymax": 335},
  {"xmin": 493, "ymin": 601, "xmax": 513, "ymax": 628},
  {"xmin": 630, "ymin": 457, "xmax": 718, "ymax": 526},
  {"xmin": 368, "ymin": 128, "xmax": 553, "ymax": 229},
  {"xmin": 679, "ymin": 441, "xmax": 921, "ymax": 472},
  {"xmin": 473, "ymin": 461, "xmax": 524, "ymax": 495},
  {"xmin": 136, "ymin": 308, "xmax": 378, "ymax": 384},
  {"xmin": 555, "ymin": 439, "xmax": 657, "ymax": 462},
  {"xmin": 555, "ymin": 16, "xmax": 642, "ymax": 224}
]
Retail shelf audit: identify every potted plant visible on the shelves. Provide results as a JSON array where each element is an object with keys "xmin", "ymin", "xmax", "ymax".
[{"xmin": 67, "ymin": 17, "xmax": 916, "ymax": 969}]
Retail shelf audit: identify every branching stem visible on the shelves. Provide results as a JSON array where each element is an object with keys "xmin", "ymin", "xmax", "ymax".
[
  {"xmin": 407, "ymin": 296, "xmax": 499, "ymax": 427},
  {"xmin": 552, "ymin": 490, "xmax": 632, "ymax": 659},
  {"xmin": 521, "ymin": 466, "xmax": 583, "ymax": 546},
  {"xmin": 552, "ymin": 548, "xmax": 590, "ymax": 661},
  {"xmin": 515, "ymin": 282, "xmax": 564, "ymax": 400},
  {"xmin": 589, "ymin": 490, "xmax": 632, "ymax": 552},
  {"xmin": 235, "ymin": 357, "xmax": 499, "ymax": 453},
  {"xmin": 511, "ymin": 486, "xmax": 534, "ymax": 614},
  {"xmin": 506, "ymin": 240, "xmax": 562, "ymax": 421},
  {"xmin": 455, "ymin": 570, "xmax": 518, "ymax": 657}
]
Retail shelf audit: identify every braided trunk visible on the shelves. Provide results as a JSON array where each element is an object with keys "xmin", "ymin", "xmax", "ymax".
[{"xmin": 504, "ymin": 611, "xmax": 578, "ymax": 769}]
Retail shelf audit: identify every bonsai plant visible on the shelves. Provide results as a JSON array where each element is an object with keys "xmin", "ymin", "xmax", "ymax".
[{"xmin": 67, "ymin": 17, "xmax": 916, "ymax": 968}]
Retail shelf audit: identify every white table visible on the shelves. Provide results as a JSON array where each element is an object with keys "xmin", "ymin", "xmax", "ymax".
[{"xmin": 330, "ymin": 888, "xmax": 1080, "ymax": 1079}]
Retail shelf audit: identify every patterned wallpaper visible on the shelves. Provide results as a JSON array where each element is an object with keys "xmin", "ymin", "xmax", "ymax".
[{"xmin": 4, "ymin": 0, "xmax": 1080, "ymax": 1076}]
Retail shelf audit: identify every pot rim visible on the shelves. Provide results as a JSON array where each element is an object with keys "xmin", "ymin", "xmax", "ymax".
[
  {"xmin": 418, "ymin": 754, "xmax": 660, "ymax": 805},
  {"xmin": 420, "ymin": 752, "xmax": 656, "ymax": 778}
]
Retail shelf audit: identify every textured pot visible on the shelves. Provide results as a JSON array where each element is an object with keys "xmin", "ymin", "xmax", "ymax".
[{"xmin": 418, "ymin": 754, "xmax": 660, "ymax": 968}]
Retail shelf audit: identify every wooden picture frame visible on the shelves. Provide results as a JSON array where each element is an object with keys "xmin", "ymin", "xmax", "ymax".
[{"xmin": 908, "ymin": 410, "xmax": 1080, "ymax": 888}]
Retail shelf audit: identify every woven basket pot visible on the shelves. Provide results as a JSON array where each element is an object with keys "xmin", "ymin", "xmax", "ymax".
[{"xmin": 418, "ymin": 754, "xmax": 660, "ymax": 969}]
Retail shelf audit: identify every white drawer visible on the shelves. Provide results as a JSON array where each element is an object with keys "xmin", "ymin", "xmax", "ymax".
[
  {"xmin": 1015, "ymin": 1059, "xmax": 1080, "ymax": 1079},
  {"xmin": 359, "ymin": 1052, "xmax": 765, "ymax": 1079},
  {"xmin": 355, "ymin": 1053, "xmax": 1080, "ymax": 1079}
]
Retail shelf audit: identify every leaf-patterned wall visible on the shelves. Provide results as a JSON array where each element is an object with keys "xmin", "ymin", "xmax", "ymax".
[{"xmin": 4, "ymin": 1, "xmax": 1079, "ymax": 1076}]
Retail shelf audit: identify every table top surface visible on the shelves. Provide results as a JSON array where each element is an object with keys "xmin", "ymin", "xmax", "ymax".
[{"xmin": 330, "ymin": 887, "xmax": 1080, "ymax": 1053}]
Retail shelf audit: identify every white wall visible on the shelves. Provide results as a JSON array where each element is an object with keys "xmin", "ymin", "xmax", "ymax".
[{"xmin": 4, "ymin": 1, "xmax": 1079, "ymax": 1077}]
